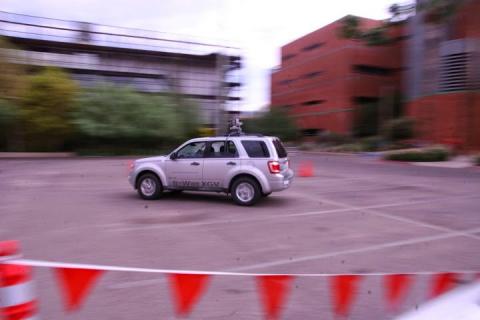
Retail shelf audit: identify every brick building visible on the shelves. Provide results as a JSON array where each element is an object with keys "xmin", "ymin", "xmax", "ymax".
[
  {"xmin": 271, "ymin": 0, "xmax": 480, "ymax": 150},
  {"xmin": 405, "ymin": 0, "xmax": 480, "ymax": 150},
  {"xmin": 271, "ymin": 17, "xmax": 405, "ymax": 136}
]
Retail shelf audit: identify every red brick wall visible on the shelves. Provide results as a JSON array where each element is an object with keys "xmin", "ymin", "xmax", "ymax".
[
  {"xmin": 407, "ymin": 93, "xmax": 480, "ymax": 151},
  {"xmin": 452, "ymin": 0, "xmax": 480, "ymax": 39},
  {"xmin": 271, "ymin": 16, "xmax": 405, "ymax": 134}
]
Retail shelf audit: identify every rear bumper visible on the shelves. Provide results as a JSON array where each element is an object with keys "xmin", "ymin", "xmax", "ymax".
[{"xmin": 268, "ymin": 169, "xmax": 294, "ymax": 192}]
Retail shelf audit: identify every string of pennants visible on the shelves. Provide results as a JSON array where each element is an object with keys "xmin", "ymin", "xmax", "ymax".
[{"xmin": 4, "ymin": 259, "xmax": 479, "ymax": 319}]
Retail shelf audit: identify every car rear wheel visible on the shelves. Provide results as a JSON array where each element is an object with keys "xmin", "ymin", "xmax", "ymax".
[
  {"xmin": 137, "ymin": 173, "xmax": 163, "ymax": 200},
  {"xmin": 231, "ymin": 177, "xmax": 261, "ymax": 206}
]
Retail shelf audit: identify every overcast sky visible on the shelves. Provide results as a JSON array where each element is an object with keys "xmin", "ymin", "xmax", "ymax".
[{"xmin": 1, "ymin": 0, "xmax": 396, "ymax": 110}]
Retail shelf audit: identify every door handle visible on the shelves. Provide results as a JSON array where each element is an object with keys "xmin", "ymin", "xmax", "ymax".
[
  {"xmin": 190, "ymin": 162, "xmax": 200, "ymax": 166},
  {"xmin": 226, "ymin": 161, "xmax": 236, "ymax": 166}
]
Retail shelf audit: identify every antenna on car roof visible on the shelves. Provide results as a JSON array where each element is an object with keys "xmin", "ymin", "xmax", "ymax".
[{"xmin": 227, "ymin": 118, "xmax": 243, "ymax": 137}]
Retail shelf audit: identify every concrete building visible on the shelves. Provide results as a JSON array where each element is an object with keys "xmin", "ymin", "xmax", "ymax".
[
  {"xmin": 0, "ymin": 11, "xmax": 242, "ymax": 131},
  {"xmin": 270, "ymin": 16, "xmax": 406, "ymax": 136}
]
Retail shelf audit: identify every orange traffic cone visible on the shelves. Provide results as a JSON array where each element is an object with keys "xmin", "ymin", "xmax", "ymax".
[{"xmin": 298, "ymin": 161, "xmax": 314, "ymax": 177}]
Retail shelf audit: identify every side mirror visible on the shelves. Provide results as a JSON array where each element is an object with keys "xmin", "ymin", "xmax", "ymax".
[{"xmin": 170, "ymin": 152, "xmax": 177, "ymax": 160}]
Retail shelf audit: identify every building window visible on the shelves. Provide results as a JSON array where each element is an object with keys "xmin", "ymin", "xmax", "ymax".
[
  {"xmin": 353, "ymin": 96, "xmax": 379, "ymax": 104},
  {"xmin": 301, "ymin": 100, "xmax": 325, "ymax": 106},
  {"xmin": 302, "ymin": 42, "xmax": 324, "ymax": 52},
  {"xmin": 279, "ymin": 79, "xmax": 295, "ymax": 85},
  {"xmin": 304, "ymin": 71, "xmax": 323, "ymax": 78},
  {"xmin": 353, "ymin": 65, "xmax": 393, "ymax": 76},
  {"xmin": 439, "ymin": 52, "xmax": 469, "ymax": 92},
  {"xmin": 282, "ymin": 53, "xmax": 296, "ymax": 62}
]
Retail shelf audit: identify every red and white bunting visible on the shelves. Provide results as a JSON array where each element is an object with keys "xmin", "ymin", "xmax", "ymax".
[
  {"xmin": 256, "ymin": 275, "xmax": 294, "ymax": 320},
  {"xmin": 430, "ymin": 272, "xmax": 457, "ymax": 299},
  {"xmin": 1, "ymin": 254, "xmax": 479, "ymax": 318},
  {"xmin": 54, "ymin": 267, "xmax": 103, "ymax": 311},
  {"xmin": 384, "ymin": 274, "xmax": 412, "ymax": 311},
  {"xmin": 169, "ymin": 273, "xmax": 210, "ymax": 316},
  {"xmin": 331, "ymin": 275, "xmax": 361, "ymax": 318}
]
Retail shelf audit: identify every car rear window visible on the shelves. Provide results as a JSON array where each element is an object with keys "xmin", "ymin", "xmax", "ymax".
[
  {"xmin": 241, "ymin": 140, "xmax": 270, "ymax": 158},
  {"xmin": 273, "ymin": 138, "xmax": 287, "ymax": 158}
]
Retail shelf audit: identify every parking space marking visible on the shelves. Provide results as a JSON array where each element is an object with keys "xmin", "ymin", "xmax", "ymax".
[
  {"xmin": 107, "ymin": 225, "xmax": 480, "ymax": 290},
  {"xmin": 311, "ymin": 196, "xmax": 480, "ymax": 241},
  {"xmin": 109, "ymin": 198, "xmax": 445, "ymax": 232},
  {"xmin": 229, "ymin": 226, "xmax": 480, "ymax": 272}
]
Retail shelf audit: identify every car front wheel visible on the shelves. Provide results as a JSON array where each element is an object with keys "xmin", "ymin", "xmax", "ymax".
[
  {"xmin": 137, "ymin": 173, "xmax": 163, "ymax": 200},
  {"xmin": 231, "ymin": 177, "xmax": 261, "ymax": 206}
]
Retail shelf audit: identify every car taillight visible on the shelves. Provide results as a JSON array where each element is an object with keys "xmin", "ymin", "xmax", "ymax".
[{"xmin": 268, "ymin": 161, "xmax": 281, "ymax": 174}]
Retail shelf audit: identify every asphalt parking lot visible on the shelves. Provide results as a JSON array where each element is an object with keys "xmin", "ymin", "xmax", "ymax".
[{"xmin": 1, "ymin": 153, "xmax": 479, "ymax": 319}]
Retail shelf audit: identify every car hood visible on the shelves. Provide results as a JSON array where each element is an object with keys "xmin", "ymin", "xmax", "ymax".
[{"xmin": 136, "ymin": 155, "xmax": 168, "ymax": 163}]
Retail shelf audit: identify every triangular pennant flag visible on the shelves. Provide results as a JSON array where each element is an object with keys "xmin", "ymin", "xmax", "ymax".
[
  {"xmin": 384, "ymin": 274, "xmax": 412, "ymax": 311},
  {"xmin": 169, "ymin": 274, "xmax": 209, "ymax": 316},
  {"xmin": 55, "ymin": 267, "xmax": 103, "ymax": 311},
  {"xmin": 431, "ymin": 273, "xmax": 456, "ymax": 298},
  {"xmin": 257, "ymin": 275, "xmax": 294, "ymax": 320},
  {"xmin": 331, "ymin": 275, "xmax": 361, "ymax": 317}
]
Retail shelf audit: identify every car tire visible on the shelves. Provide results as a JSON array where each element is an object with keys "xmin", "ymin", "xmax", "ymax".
[
  {"xmin": 137, "ymin": 173, "xmax": 163, "ymax": 200},
  {"xmin": 231, "ymin": 177, "xmax": 261, "ymax": 206}
]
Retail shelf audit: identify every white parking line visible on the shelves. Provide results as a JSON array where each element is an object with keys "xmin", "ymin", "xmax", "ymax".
[
  {"xmin": 108, "ymin": 198, "xmax": 444, "ymax": 232},
  {"xmin": 313, "ymin": 196, "xmax": 480, "ymax": 241},
  {"xmin": 106, "ymin": 226, "xmax": 480, "ymax": 290},
  {"xmin": 229, "ymin": 226, "xmax": 480, "ymax": 272}
]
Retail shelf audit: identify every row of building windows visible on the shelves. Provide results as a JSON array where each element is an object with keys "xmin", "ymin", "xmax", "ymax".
[
  {"xmin": 282, "ymin": 42, "xmax": 326, "ymax": 62},
  {"xmin": 278, "ymin": 71, "xmax": 324, "ymax": 86},
  {"xmin": 278, "ymin": 64, "xmax": 394, "ymax": 87},
  {"xmin": 280, "ymin": 100, "xmax": 326, "ymax": 109}
]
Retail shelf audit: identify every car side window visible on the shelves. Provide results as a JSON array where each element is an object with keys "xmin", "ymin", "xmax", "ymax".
[
  {"xmin": 241, "ymin": 140, "xmax": 270, "ymax": 158},
  {"xmin": 206, "ymin": 141, "xmax": 238, "ymax": 158},
  {"xmin": 176, "ymin": 142, "xmax": 206, "ymax": 159}
]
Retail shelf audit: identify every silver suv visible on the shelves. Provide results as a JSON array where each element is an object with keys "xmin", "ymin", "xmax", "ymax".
[{"xmin": 128, "ymin": 135, "xmax": 294, "ymax": 206}]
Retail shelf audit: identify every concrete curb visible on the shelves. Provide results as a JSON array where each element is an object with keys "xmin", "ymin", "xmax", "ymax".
[
  {"xmin": 297, "ymin": 150, "xmax": 357, "ymax": 156},
  {"xmin": 0, "ymin": 152, "xmax": 76, "ymax": 159}
]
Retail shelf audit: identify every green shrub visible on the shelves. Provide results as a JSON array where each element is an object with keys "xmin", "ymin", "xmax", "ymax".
[
  {"xmin": 316, "ymin": 132, "xmax": 352, "ymax": 145},
  {"xmin": 242, "ymin": 108, "xmax": 298, "ymax": 141},
  {"xmin": 327, "ymin": 143, "xmax": 364, "ymax": 153},
  {"xmin": 360, "ymin": 136, "xmax": 384, "ymax": 152},
  {"xmin": 382, "ymin": 117, "xmax": 414, "ymax": 141},
  {"xmin": 384, "ymin": 146, "xmax": 450, "ymax": 162},
  {"xmin": 474, "ymin": 154, "xmax": 480, "ymax": 166},
  {"xmin": 298, "ymin": 142, "xmax": 315, "ymax": 151}
]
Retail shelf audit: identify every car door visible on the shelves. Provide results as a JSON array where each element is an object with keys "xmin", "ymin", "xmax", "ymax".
[
  {"xmin": 166, "ymin": 141, "xmax": 206, "ymax": 190},
  {"xmin": 202, "ymin": 140, "xmax": 239, "ymax": 191}
]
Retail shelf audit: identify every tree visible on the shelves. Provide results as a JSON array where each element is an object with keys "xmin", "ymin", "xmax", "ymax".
[
  {"xmin": 0, "ymin": 37, "xmax": 26, "ymax": 100},
  {"xmin": 243, "ymin": 107, "xmax": 298, "ymax": 141},
  {"xmin": 338, "ymin": 0, "xmax": 465, "ymax": 45},
  {"xmin": 353, "ymin": 103, "xmax": 379, "ymax": 137},
  {"xmin": 73, "ymin": 85, "xmax": 199, "ymax": 149},
  {"xmin": 21, "ymin": 68, "xmax": 77, "ymax": 151},
  {"xmin": 0, "ymin": 99, "xmax": 20, "ymax": 150}
]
